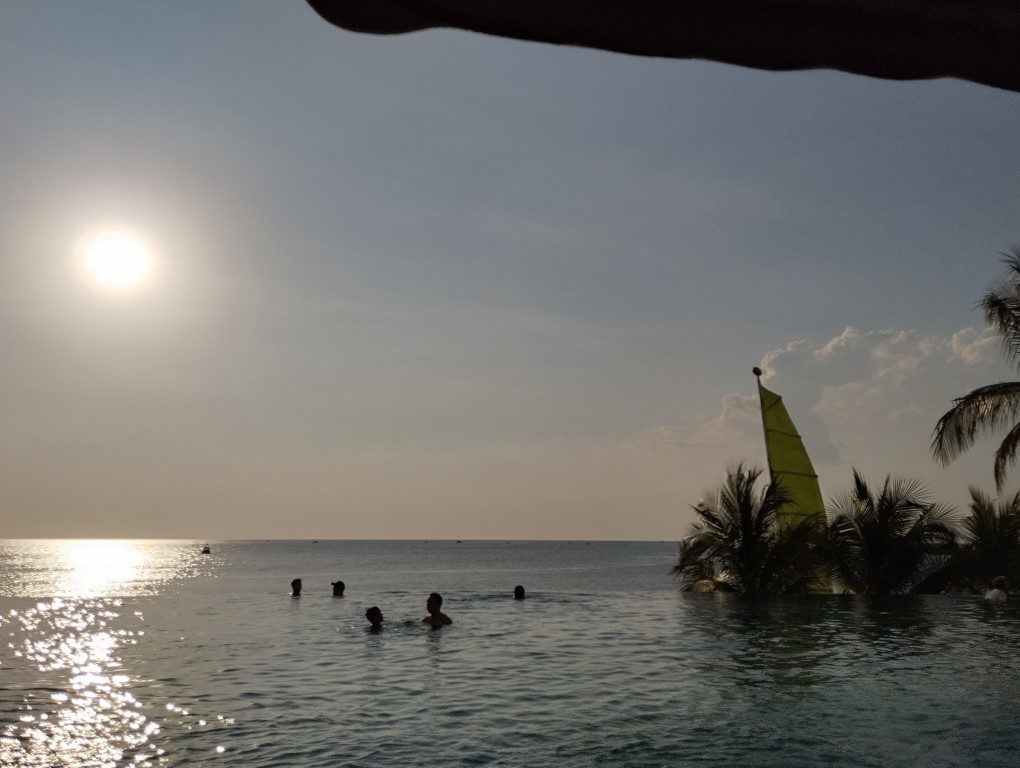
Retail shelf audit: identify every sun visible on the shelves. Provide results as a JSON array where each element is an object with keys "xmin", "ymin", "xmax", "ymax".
[{"xmin": 80, "ymin": 230, "xmax": 153, "ymax": 290}]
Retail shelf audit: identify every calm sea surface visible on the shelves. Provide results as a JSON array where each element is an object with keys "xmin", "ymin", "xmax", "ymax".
[{"xmin": 0, "ymin": 540, "xmax": 1017, "ymax": 767}]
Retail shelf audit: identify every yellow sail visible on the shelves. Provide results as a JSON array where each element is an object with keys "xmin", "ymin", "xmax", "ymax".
[{"xmin": 757, "ymin": 383, "xmax": 825, "ymax": 527}]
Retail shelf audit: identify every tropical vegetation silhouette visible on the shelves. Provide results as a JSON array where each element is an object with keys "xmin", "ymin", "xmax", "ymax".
[
  {"xmin": 946, "ymin": 487, "xmax": 1020, "ymax": 590},
  {"xmin": 826, "ymin": 472, "xmax": 956, "ymax": 595},
  {"xmin": 672, "ymin": 464, "xmax": 824, "ymax": 595},
  {"xmin": 678, "ymin": 254, "xmax": 1020, "ymax": 594},
  {"xmin": 933, "ymin": 249, "xmax": 1020, "ymax": 490},
  {"xmin": 676, "ymin": 468, "xmax": 1016, "ymax": 595}
]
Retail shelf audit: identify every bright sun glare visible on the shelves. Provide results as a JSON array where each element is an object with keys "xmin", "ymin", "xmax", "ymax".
[
  {"xmin": 59, "ymin": 540, "xmax": 147, "ymax": 597},
  {"xmin": 81, "ymin": 230, "xmax": 153, "ymax": 290}
]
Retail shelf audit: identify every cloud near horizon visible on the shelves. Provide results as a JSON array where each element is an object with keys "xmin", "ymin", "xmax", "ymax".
[{"xmin": 628, "ymin": 324, "xmax": 1013, "ymax": 504}]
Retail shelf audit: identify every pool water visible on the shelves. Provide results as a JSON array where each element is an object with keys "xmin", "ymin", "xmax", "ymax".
[{"xmin": 1, "ymin": 540, "xmax": 1016, "ymax": 767}]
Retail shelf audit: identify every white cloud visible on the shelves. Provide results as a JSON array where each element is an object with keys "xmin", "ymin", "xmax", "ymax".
[
  {"xmin": 949, "ymin": 326, "xmax": 999, "ymax": 366},
  {"xmin": 625, "ymin": 393, "xmax": 759, "ymax": 451},
  {"xmin": 757, "ymin": 326, "xmax": 1005, "ymax": 430},
  {"xmin": 628, "ymin": 324, "xmax": 1016, "ymax": 502}
]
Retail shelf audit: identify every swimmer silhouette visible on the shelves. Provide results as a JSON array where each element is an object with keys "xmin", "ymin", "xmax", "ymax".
[
  {"xmin": 984, "ymin": 576, "xmax": 1009, "ymax": 603},
  {"xmin": 422, "ymin": 592, "xmax": 452, "ymax": 628},
  {"xmin": 332, "ymin": 580, "xmax": 345, "ymax": 597},
  {"xmin": 366, "ymin": 606, "xmax": 383, "ymax": 630},
  {"xmin": 291, "ymin": 578, "xmax": 302, "ymax": 597},
  {"xmin": 513, "ymin": 585, "xmax": 525, "ymax": 600}
]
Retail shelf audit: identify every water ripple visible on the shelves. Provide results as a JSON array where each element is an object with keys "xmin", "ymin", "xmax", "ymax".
[{"xmin": 1, "ymin": 541, "xmax": 1018, "ymax": 767}]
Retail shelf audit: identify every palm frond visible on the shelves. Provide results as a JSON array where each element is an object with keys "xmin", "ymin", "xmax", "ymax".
[
  {"xmin": 673, "ymin": 537, "xmax": 716, "ymax": 589},
  {"xmin": 992, "ymin": 420, "xmax": 1020, "ymax": 491},
  {"xmin": 932, "ymin": 250, "xmax": 1020, "ymax": 480},
  {"xmin": 999, "ymin": 249, "xmax": 1020, "ymax": 279},
  {"xmin": 675, "ymin": 463, "xmax": 820, "ymax": 595},
  {"xmin": 949, "ymin": 484, "xmax": 1020, "ymax": 589},
  {"xmin": 931, "ymin": 381, "xmax": 1020, "ymax": 464},
  {"xmin": 826, "ymin": 470, "xmax": 957, "ymax": 594},
  {"xmin": 981, "ymin": 290, "xmax": 1020, "ymax": 368},
  {"xmin": 851, "ymin": 469, "xmax": 871, "ymax": 509},
  {"xmin": 1005, "ymin": 489, "xmax": 1020, "ymax": 515},
  {"xmin": 967, "ymin": 486, "xmax": 993, "ymax": 516},
  {"xmin": 981, "ymin": 250, "xmax": 1020, "ymax": 365}
]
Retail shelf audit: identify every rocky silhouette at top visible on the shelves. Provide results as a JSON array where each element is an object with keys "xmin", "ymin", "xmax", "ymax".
[{"xmin": 306, "ymin": 0, "xmax": 1020, "ymax": 93}]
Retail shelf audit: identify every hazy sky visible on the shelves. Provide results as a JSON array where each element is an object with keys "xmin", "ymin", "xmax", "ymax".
[{"xmin": 1, "ymin": 2, "xmax": 1018, "ymax": 538}]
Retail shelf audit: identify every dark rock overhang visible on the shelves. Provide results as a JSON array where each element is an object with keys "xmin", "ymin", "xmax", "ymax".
[{"xmin": 306, "ymin": 0, "xmax": 1020, "ymax": 93}]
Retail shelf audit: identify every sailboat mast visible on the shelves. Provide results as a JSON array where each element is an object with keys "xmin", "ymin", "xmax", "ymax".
[{"xmin": 753, "ymin": 366, "xmax": 774, "ymax": 483}]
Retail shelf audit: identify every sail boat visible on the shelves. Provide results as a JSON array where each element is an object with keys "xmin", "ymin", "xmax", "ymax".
[
  {"xmin": 754, "ymin": 367, "xmax": 824, "ymax": 526},
  {"xmin": 752, "ymin": 366, "xmax": 826, "ymax": 527},
  {"xmin": 753, "ymin": 366, "xmax": 829, "ymax": 591}
]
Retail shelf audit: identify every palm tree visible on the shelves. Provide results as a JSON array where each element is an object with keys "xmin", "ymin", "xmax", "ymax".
[
  {"xmin": 933, "ymin": 249, "xmax": 1020, "ymax": 490},
  {"xmin": 827, "ymin": 470, "xmax": 957, "ymax": 594},
  {"xmin": 673, "ymin": 536, "xmax": 717, "ymax": 589},
  {"xmin": 950, "ymin": 487, "xmax": 1020, "ymax": 591},
  {"xmin": 674, "ymin": 463, "xmax": 824, "ymax": 594}
]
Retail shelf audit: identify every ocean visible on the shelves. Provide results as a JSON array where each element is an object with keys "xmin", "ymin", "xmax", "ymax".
[{"xmin": 0, "ymin": 539, "xmax": 1017, "ymax": 767}]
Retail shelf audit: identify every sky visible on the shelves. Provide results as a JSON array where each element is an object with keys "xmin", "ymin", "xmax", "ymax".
[{"xmin": 1, "ymin": 1, "xmax": 1018, "ymax": 539}]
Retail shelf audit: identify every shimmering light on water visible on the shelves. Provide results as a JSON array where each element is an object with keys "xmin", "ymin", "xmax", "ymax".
[
  {"xmin": 0, "ymin": 540, "xmax": 208, "ymax": 599},
  {"xmin": 0, "ymin": 540, "xmax": 1017, "ymax": 767},
  {"xmin": 0, "ymin": 599, "xmax": 156, "ymax": 767},
  {"xmin": 0, "ymin": 541, "xmax": 216, "ymax": 767},
  {"xmin": 60, "ymin": 541, "xmax": 146, "ymax": 598}
]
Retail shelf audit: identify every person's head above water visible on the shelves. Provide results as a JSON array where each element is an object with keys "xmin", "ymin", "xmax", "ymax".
[
  {"xmin": 366, "ymin": 606, "xmax": 383, "ymax": 628},
  {"xmin": 513, "ymin": 585, "xmax": 525, "ymax": 600},
  {"xmin": 291, "ymin": 578, "xmax": 302, "ymax": 596},
  {"xmin": 332, "ymin": 580, "xmax": 345, "ymax": 597},
  {"xmin": 422, "ymin": 592, "xmax": 452, "ymax": 627},
  {"xmin": 991, "ymin": 576, "xmax": 1009, "ymax": 591}
]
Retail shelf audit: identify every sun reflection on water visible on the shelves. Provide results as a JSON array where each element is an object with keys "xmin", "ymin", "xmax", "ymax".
[
  {"xmin": 0, "ymin": 598, "xmax": 158, "ymax": 767},
  {"xmin": 0, "ymin": 542, "xmax": 225, "ymax": 767},
  {"xmin": 0, "ymin": 539, "xmax": 210, "ymax": 599},
  {"xmin": 59, "ymin": 540, "xmax": 147, "ymax": 598}
]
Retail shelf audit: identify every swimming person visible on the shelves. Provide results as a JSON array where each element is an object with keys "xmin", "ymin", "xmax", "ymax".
[
  {"xmin": 332, "ymin": 580, "xmax": 345, "ymax": 597},
  {"xmin": 513, "ymin": 585, "xmax": 525, "ymax": 600},
  {"xmin": 291, "ymin": 578, "xmax": 302, "ymax": 597},
  {"xmin": 366, "ymin": 606, "xmax": 384, "ymax": 630},
  {"xmin": 421, "ymin": 592, "xmax": 452, "ymax": 628},
  {"xmin": 984, "ymin": 576, "xmax": 1009, "ymax": 603}
]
